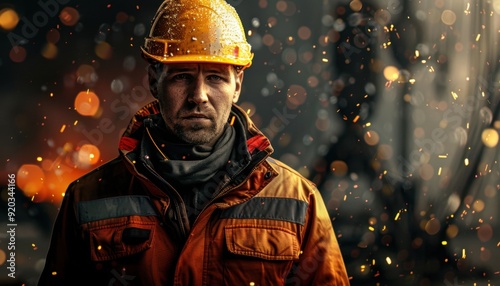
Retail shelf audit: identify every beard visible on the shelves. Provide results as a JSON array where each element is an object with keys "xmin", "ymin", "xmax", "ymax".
[
  {"xmin": 173, "ymin": 121, "xmax": 220, "ymax": 145},
  {"xmin": 159, "ymin": 100, "xmax": 231, "ymax": 146}
]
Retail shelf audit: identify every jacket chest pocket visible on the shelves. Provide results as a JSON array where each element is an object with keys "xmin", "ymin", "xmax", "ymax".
[
  {"xmin": 87, "ymin": 219, "xmax": 156, "ymax": 261},
  {"xmin": 223, "ymin": 225, "xmax": 300, "ymax": 285}
]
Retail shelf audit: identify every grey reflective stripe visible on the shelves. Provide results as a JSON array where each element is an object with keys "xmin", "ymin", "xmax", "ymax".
[
  {"xmin": 266, "ymin": 157, "xmax": 277, "ymax": 165},
  {"xmin": 220, "ymin": 197, "xmax": 308, "ymax": 225},
  {"xmin": 77, "ymin": 195, "xmax": 158, "ymax": 224}
]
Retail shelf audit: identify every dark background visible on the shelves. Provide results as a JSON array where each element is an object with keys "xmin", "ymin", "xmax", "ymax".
[{"xmin": 0, "ymin": 0, "xmax": 499, "ymax": 285}]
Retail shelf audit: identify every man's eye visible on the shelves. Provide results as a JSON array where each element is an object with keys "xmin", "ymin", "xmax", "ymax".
[
  {"xmin": 172, "ymin": 74, "xmax": 191, "ymax": 81},
  {"xmin": 207, "ymin": 75, "xmax": 223, "ymax": 81}
]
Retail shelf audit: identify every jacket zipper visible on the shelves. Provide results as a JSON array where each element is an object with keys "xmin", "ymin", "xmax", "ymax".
[
  {"xmin": 160, "ymin": 198, "xmax": 169, "ymax": 216},
  {"xmin": 142, "ymin": 162, "xmax": 189, "ymax": 238},
  {"xmin": 191, "ymin": 151, "xmax": 271, "ymax": 227},
  {"xmin": 123, "ymin": 154, "xmax": 189, "ymax": 239}
]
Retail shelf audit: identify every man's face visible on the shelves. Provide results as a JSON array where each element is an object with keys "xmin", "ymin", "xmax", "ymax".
[{"xmin": 153, "ymin": 63, "xmax": 243, "ymax": 145}]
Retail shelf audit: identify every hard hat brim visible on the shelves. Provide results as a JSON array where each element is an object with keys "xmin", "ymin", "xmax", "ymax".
[{"xmin": 141, "ymin": 47, "xmax": 253, "ymax": 69}]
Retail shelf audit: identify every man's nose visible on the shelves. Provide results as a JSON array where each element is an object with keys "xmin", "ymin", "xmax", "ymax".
[{"xmin": 188, "ymin": 76, "xmax": 208, "ymax": 104}]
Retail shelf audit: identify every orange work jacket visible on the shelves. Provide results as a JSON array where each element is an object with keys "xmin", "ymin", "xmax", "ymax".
[{"xmin": 38, "ymin": 102, "xmax": 349, "ymax": 285}]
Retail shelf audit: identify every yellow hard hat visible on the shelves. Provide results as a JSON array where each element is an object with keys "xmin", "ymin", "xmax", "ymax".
[{"xmin": 141, "ymin": 0, "xmax": 253, "ymax": 69}]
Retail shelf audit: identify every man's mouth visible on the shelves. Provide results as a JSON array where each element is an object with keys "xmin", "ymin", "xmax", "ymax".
[
  {"xmin": 181, "ymin": 113, "xmax": 213, "ymax": 124},
  {"xmin": 184, "ymin": 113, "xmax": 208, "ymax": 118}
]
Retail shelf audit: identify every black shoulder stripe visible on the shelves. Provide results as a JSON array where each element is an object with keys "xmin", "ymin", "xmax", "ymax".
[{"xmin": 220, "ymin": 197, "xmax": 308, "ymax": 225}]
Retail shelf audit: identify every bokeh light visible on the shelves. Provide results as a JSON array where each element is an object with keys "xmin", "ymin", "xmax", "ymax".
[
  {"xmin": 46, "ymin": 28, "xmax": 61, "ymax": 44},
  {"xmin": 297, "ymin": 26, "xmax": 311, "ymax": 40},
  {"xmin": 262, "ymin": 33, "xmax": 274, "ymax": 46},
  {"xmin": 286, "ymin": 84, "xmax": 307, "ymax": 109},
  {"xmin": 374, "ymin": 9, "xmax": 391, "ymax": 25},
  {"xmin": 349, "ymin": 0, "xmax": 363, "ymax": 12},
  {"xmin": 481, "ymin": 128, "xmax": 499, "ymax": 148},
  {"xmin": 424, "ymin": 218, "xmax": 441, "ymax": 235},
  {"xmin": 74, "ymin": 90, "xmax": 100, "ymax": 116},
  {"xmin": 377, "ymin": 144, "xmax": 393, "ymax": 160},
  {"xmin": 0, "ymin": 8, "xmax": 19, "ymax": 31},
  {"xmin": 473, "ymin": 199, "xmax": 485, "ymax": 212},
  {"xmin": 95, "ymin": 41, "xmax": 113, "ymax": 60},
  {"xmin": 282, "ymin": 48, "xmax": 297, "ymax": 65},
  {"xmin": 116, "ymin": 11, "xmax": 129, "ymax": 23},
  {"xmin": 276, "ymin": 1, "xmax": 287, "ymax": 13},
  {"xmin": 59, "ymin": 7, "xmax": 80, "ymax": 26},
  {"xmin": 383, "ymin": 66, "xmax": 400, "ymax": 81},
  {"xmin": 493, "ymin": 0, "xmax": 500, "ymax": 14},
  {"xmin": 446, "ymin": 224, "xmax": 459, "ymax": 239},
  {"xmin": 76, "ymin": 64, "xmax": 97, "ymax": 84},
  {"xmin": 441, "ymin": 10, "xmax": 457, "ymax": 25},
  {"xmin": 77, "ymin": 144, "xmax": 101, "ymax": 166},
  {"xmin": 41, "ymin": 43, "xmax": 58, "ymax": 59},
  {"xmin": 44, "ymin": 169, "xmax": 81, "ymax": 204},
  {"xmin": 477, "ymin": 223, "xmax": 493, "ymax": 242},
  {"xmin": 9, "ymin": 46, "xmax": 26, "ymax": 63},
  {"xmin": 485, "ymin": 185, "xmax": 497, "ymax": 198},
  {"xmin": 330, "ymin": 160, "xmax": 348, "ymax": 176},
  {"xmin": 419, "ymin": 163, "xmax": 434, "ymax": 181},
  {"xmin": 16, "ymin": 164, "xmax": 45, "ymax": 197},
  {"xmin": 364, "ymin": 130, "xmax": 380, "ymax": 146},
  {"xmin": 0, "ymin": 249, "xmax": 6, "ymax": 266}
]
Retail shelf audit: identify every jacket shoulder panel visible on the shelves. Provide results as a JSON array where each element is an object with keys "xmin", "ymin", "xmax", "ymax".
[
  {"xmin": 258, "ymin": 157, "xmax": 317, "ymax": 202},
  {"xmin": 266, "ymin": 157, "xmax": 315, "ymax": 186},
  {"xmin": 70, "ymin": 157, "xmax": 124, "ymax": 182},
  {"xmin": 65, "ymin": 157, "xmax": 135, "ymax": 201}
]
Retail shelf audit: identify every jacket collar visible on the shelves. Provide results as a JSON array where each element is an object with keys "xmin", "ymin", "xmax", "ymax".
[{"xmin": 118, "ymin": 100, "xmax": 274, "ymax": 157}]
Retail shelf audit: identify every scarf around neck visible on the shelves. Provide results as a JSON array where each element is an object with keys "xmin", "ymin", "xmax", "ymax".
[{"xmin": 143, "ymin": 117, "xmax": 236, "ymax": 186}]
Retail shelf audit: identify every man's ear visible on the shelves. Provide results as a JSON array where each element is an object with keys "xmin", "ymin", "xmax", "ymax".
[
  {"xmin": 148, "ymin": 64, "xmax": 159, "ymax": 98},
  {"xmin": 233, "ymin": 70, "xmax": 244, "ymax": 103}
]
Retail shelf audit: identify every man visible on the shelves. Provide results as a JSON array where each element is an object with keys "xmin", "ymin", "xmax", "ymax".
[{"xmin": 39, "ymin": 0, "xmax": 349, "ymax": 285}]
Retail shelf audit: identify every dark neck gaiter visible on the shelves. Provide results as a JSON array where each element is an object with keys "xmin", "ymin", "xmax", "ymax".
[{"xmin": 144, "ymin": 120, "xmax": 236, "ymax": 186}]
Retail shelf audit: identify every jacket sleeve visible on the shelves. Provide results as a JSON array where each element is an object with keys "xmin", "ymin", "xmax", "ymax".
[
  {"xmin": 286, "ymin": 188, "xmax": 350, "ymax": 285},
  {"xmin": 38, "ymin": 185, "xmax": 86, "ymax": 285}
]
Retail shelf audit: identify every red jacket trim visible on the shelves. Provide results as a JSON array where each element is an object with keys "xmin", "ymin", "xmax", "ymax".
[
  {"xmin": 246, "ymin": 135, "xmax": 269, "ymax": 154},
  {"xmin": 119, "ymin": 137, "xmax": 139, "ymax": 152}
]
